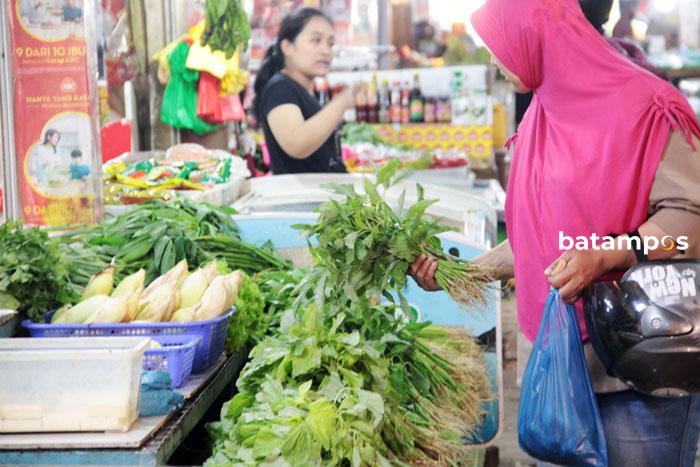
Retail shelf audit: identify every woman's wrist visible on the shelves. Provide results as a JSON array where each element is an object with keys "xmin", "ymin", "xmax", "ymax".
[{"xmin": 598, "ymin": 240, "xmax": 636, "ymax": 272}]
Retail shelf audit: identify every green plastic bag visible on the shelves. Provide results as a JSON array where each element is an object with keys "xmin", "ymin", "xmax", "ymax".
[{"xmin": 161, "ymin": 41, "xmax": 220, "ymax": 135}]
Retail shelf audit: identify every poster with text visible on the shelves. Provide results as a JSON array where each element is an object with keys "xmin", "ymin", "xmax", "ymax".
[{"xmin": 8, "ymin": 0, "xmax": 101, "ymax": 226}]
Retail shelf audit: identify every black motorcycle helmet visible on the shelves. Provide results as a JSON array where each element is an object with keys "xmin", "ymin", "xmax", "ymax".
[{"xmin": 583, "ymin": 259, "xmax": 700, "ymax": 397}]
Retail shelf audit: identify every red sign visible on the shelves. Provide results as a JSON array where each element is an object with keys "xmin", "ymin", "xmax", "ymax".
[{"xmin": 8, "ymin": 0, "xmax": 100, "ymax": 226}]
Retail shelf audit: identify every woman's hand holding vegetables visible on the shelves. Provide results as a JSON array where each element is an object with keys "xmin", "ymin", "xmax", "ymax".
[{"xmin": 410, "ymin": 254, "xmax": 439, "ymax": 291}]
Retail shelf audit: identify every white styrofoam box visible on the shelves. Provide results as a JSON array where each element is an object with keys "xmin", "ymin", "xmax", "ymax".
[
  {"xmin": 0, "ymin": 337, "xmax": 149, "ymax": 433},
  {"xmin": 327, "ymin": 65, "xmax": 489, "ymax": 98}
]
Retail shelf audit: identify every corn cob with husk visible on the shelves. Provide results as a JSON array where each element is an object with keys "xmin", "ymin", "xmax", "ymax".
[
  {"xmin": 80, "ymin": 260, "xmax": 116, "ymax": 301},
  {"xmin": 136, "ymin": 283, "xmax": 180, "ymax": 322},
  {"xmin": 84, "ymin": 292, "xmax": 136, "ymax": 324},
  {"xmin": 179, "ymin": 263, "xmax": 218, "ymax": 309},
  {"xmin": 194, "ymin": 276, "xmax": 229, "ymax": 321},
  {"xmin": 112, "ymin": 269, "xmax": 146, "ymax": 298},
  {"xmin": 59, "ymin": 295, "xmax": 112, "ymax": 323},
  {"xmin": 143, "ymin": 259, "xmax": 188, "ymax": 301},
  {"xmin": 171, "ymin": 305, "xmax": 197, "ymax": 322}
]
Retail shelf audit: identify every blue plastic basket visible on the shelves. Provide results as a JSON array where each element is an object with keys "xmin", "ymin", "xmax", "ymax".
[
  {"xmin": 23, "ymin": 309, "xmax": 235, "ymax": 372},
  {"xmin": 143, "ymin": 335, "xmax": 200, "ymax": 388}
]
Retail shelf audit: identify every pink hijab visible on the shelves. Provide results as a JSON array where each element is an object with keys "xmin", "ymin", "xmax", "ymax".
[{"xmin": 471, "ymin": 0, "xmax": 700, "ymax": 343}]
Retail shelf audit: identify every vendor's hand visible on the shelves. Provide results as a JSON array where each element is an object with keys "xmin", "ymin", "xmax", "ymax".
[
  {"xmin": 409, "ymin": 254, "xmax": 439, "ymax": 291},
  {"xmin": 337, "ymin": 82, "xmax": 367, "ymax": 109},
  {"xmin": 545, "ymin": 250, "xmax": 608, "ymax": 303}
]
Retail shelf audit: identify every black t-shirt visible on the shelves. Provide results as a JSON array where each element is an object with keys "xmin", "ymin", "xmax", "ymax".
[{"xmin": 260, "ymin": 73, "xmax": 346, "ymax": 174}]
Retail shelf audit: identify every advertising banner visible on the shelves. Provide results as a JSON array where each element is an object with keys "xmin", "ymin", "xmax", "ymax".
[{"xmin": 7, "ymin": 0, "xmax": 101, "ymax": 226}]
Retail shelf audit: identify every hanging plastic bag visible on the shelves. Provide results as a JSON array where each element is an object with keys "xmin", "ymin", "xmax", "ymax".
[
  {"xmin": 518, "ymin": 288, "xmax": 608, "ymax": 466},
  {"xmin": 197, "ymin": 72, "xmax": 223, "ymax": 124},
  {"xmin": 219, "ymin": 93, "xmax": 245, "ymax": 122},
  {"xmin": 160, "ymin": 41, "xmax": 219, "ymax": 135}
]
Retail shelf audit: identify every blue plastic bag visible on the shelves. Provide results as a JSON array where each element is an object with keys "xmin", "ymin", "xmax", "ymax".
[
  {"xmin": 518, "ymin": 288, "xmax": 607, "ymax": 466},
  {"xmin": 139, "ymin": 371, "xmax": 185, "ymax": 417}
]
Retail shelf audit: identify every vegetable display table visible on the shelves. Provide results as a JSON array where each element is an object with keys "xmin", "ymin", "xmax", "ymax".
[{"xmin": 0, "ymin": 350, "xmax": 247, "ymax": 466}]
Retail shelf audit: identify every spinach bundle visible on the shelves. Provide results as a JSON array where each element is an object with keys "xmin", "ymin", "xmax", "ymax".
[
  {"xmin": 294, "ymin": 160, "xmax": 494, "ymax": 312},
  {"xmin": 0, "ymin": 221, "xmax": 74, "ymax": 322}
]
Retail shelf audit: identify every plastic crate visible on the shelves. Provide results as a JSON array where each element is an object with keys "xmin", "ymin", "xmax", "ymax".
[
  {"xmin": 23, "ymin": 309, "xmax": 235, "ymax": 372},
  {"xmin": 0, "ymin": 337, "xmax": 148, "ymax": 433},
  {"xmin": 143, "ymin": 335, "xmax": 200, "ymax": 388}
]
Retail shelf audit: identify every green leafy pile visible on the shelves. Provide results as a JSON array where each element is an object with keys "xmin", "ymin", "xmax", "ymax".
[
  {"xmin": 207, "ymin": 304, "xmax": 491, "ymax": 466},
  {"xmin": 56, "ymin": 199, "xmax": 290, "ymax": 296},
  {"xmin": 225, "ymin": 272, "xmax": 266, "ymax": 354},
  {"xmin": 294, "ymin": 160, "xmax": 493, "ymax": 312},
  {"xmin": 0, "ymin": 221, "xmax": 74, "ymax": 322},
  {"xmin": 201, "ymin": 0, "xmax": 251, "ymax": 57}
]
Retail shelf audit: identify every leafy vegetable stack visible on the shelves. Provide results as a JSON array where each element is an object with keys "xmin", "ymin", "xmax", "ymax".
[
  {"xmin": 206, "ymin": 303, "xmax": 491, "ymax": 466},
  {"xmin": 294, "ymin": 160, "xmax": 494, "ymax": 312}
]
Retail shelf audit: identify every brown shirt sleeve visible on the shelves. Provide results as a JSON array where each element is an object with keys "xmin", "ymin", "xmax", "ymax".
[{"xmin": 647, "ymin": 130, "xmax": 700, "ymax": 254}]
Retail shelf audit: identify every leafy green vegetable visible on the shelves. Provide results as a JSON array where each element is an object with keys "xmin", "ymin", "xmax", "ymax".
[
  {"xmin": 201, "ymin": 0, "xmax": 251, "ymax": 57},
  {"xmin": 225, "ymin": 272, "xmax": 266, "ymax": 354},
  {"xmin": 207, "ymin": 302, "xmax": 492, "ymax": 466},
  {"xmin": 0, "ymin": 221, "xmax": 74, "ymax": 321},
  {"xmin": 294, "ymin": 160, "xmax": 494, "ymax": 312}
]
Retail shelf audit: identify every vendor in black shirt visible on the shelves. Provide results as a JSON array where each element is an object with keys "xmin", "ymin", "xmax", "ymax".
[{"xmin": 253, "ymin": 8, "xmax": 364, "ymax": 174}]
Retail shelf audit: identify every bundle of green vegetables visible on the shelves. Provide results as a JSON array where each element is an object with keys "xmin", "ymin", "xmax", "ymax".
[
  {"xmin": 201, "ymin": 0, "xmax": 251, "ymax": 57},
  {"xmin": 55, "ymin": 199, "xmax": 290, "ymax": 300},
  {"xmin": 206, "ymin": 303, "xmax": 491, "ymax": 466},
  {"xmin": 225, "ymin": 271, "xmax": 266, "ymax": 354},
  {"xmin": 294, "ymin": 160, "xmax": 494, "ymax": 312},
  {"xmin": 0, "ymin": 221, "xmax": 73, "ymax": 322}
]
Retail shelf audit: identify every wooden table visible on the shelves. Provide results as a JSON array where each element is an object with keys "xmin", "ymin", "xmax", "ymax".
[{"xmin": 0, "ymin": 350, "xmax": 248, "ymax": 465}]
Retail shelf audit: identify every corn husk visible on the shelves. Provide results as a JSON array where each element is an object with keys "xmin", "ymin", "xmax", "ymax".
[
  {"xmin": 194, "ymin": 276, "xmax": 229, "ymax": 321},
  {"xmin": 179, "ymin": 268, "xmax": 211, "ymax": 309},
  {"xmin": 136, "ymin": 284, "xmax": 180, "ymax": 322},
  {"xmin": 170, "ymin": 305, "xmax": 196, "ymax": 322},
  {"xmin": 143, "ymin": 260, "xmax": 188, "ymax": 300},
  {"xmin": 51, "ymin": 304, "xmax": 73, "ymax": 324},
  {"xmin": 123, "ymin": 287, "xmax": 142, "ymax": 322},
  {"xmin": 81, "ymin": 264, "xmax": 116, "ymax": 301},
  {"xmin": 223, "ymin": 270, "xmax": 245, "ymax": 308},
  {"xmin": 61, "ymin": 295, "xmax": 111, "ymax": 324},
  {"xmin": 84, "ymin": 293, "xmax": 132, "ymax": 324},
  {"xmin": 202, "ymin": 262, "xmax": 219, "ymax": 284},
  {"xmin": 112, "ymin": 269, "xmax": 146, "ymax": 298}
]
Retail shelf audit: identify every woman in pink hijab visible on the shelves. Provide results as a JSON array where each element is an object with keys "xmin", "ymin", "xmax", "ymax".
[{"xmin": 411, "ymin": 0, "xmax": 700, "ymax": 464}]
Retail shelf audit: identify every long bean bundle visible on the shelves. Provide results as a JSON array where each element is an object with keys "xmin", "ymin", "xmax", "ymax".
[{"xmin": 56, "ymin": 199, "xmax": 290, "ymax": 291}]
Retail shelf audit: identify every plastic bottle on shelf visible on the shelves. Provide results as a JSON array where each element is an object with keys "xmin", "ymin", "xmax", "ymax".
[
  {"xmin": 367, "ymin": 73, "xmax": 379, "ymax": 124},
  {"xmin": 401, "ymin": 81, "xmax": 411, "ymax": 124},
  {"xmin": 409, "ymin": 71, "xmax": 425, "ymax": 123},
  {"xmin": 355, "ymin": 80, "xmax": 368, "ymax": 123},
  {"xmin": 390, "ymin": 81, "xmax": 402, "ymax": 124},
  {"xmin": 378, "ymin": 78, "xmax": 391, "ymax": 124}
]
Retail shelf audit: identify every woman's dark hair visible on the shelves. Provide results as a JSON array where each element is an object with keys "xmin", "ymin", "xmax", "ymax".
[
  {"xmin": 42, "ymin": 129, "xmax": 60, "ymax": 153},
  {"xmin": 253, "ymin": 7, "xmax": 332, "ymax": 120},
  {"xmin": 579, "ymin": 0, "xmax": 614, "ymax": 32}
]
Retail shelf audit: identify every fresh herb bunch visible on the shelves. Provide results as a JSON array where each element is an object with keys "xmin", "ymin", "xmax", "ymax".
[
  {"xmin": 0, "ymin": 221, "xmax": 74, "ymax": 322},
  {"xmin": 294, "ymin": 160, "xmax": 494, "ymax": 312},
  {"xmin": 201, "ymin": 0, "xmax": 251, "ymax": 58},
  {"xmin": 56, "ymin": 199, "xmax": 290, "ymax": 291},
  {"xmin": 206, "ymin": 303, "xmax": 491, "ymax": 466}
]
